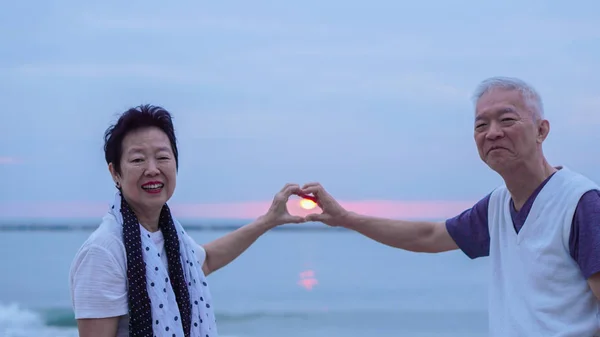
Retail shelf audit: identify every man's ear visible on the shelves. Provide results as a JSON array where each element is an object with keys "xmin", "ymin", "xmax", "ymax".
[{"xmin": 537, "ymin": 119, "xmax": 550, "ymax": 144}]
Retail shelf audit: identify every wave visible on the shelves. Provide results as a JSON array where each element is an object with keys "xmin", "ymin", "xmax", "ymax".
[
  {"xmin": 0, "ymin": 302, "xmax": 333, "ymax": 330},
  {"xmin": 38, "ymin": 308, "xmax": 329, "ymax": 328},
  {"xmin": 3, "ymin": 302, "xmax": 438, "ymax": 327},
  {"xmin": 1, "ymin": 302, "xmax": 488, "ymax": 337},
  {"xmin": 0, "ymin": 303, "xmax": 251, "ymax": 337},
  {"xmin": 0, "ymin": 303, "xmax": 77, "ymax": 337}
]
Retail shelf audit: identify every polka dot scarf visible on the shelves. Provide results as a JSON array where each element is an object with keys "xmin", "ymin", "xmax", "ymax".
[{"xmin": 110, "ymin": 192, "xmax": 218, "ymax": 337}]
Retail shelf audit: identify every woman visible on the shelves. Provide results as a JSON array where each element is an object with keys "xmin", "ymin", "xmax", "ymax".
[{"xmin": 69, "ymin": 104, "xmax": 307, "ymax": 337}]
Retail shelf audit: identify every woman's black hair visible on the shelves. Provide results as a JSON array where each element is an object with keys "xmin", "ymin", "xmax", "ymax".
[{"xmin": 104, "ymin": 104, "xmax": 179, "ymax": 175}]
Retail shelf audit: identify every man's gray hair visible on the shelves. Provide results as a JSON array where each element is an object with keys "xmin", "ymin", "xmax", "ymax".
[{"xmin": 472, "ymin": 76, "xmax": 545, "ymax": 119}]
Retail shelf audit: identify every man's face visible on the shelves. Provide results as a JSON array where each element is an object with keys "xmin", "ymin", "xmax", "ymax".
[{"xmin": 473, "ymin": 89, "xmax": 549, "ymax": 173}]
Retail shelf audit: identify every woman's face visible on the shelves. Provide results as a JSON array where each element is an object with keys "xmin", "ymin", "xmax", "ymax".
[{"xmin": 110, "ymin": 126, "xmax": 177, "ymax": 215}]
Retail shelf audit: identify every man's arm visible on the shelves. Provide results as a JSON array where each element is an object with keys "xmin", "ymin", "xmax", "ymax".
[
  {"xmin": 569, "ymin": 190, "xmax": 600, "ymax": 300},
  {"xmin": 342, "ymin": 193, "xmax": 491, "ymax": 257},
  {"xmin": 202, "ymin": 217, "xmax": 272, "ymax": 276},
  {"xmin": 301, "ymin": 182, "xmax": 492, "ymax": 257},
  {"xmin": 342, "ymin": 214, "xmax": 457, "ymax": 253}
]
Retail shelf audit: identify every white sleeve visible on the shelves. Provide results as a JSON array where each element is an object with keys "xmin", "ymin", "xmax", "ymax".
[
  {"xmin": 184, "ymin": 233, "xmax": 207, "ymax": 266},
  {"xmin": 69, "ymin": 243, "xmax": 129, "ymax": 319},
  {"xmin": 195, "ymin": 243, "xmax": 207, "ymax": 267}
]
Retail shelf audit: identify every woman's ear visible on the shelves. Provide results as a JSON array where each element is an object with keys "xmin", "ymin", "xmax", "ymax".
[{"xmin": 108, "ymin": 163, "xmax": 121, "ymax": 188}]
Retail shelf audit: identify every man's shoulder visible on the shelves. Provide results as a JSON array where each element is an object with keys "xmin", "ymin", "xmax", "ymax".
[
  {"xmin": 487, "ymin": 184, "xmax": 510, "ymax": 208},
  {"xmin": 576, "ymin": 189, "xmax": 600, "ymax": 211},
  {"xmin": 557, "ymin": 167, "xmax": 599, "ymax": 191}
]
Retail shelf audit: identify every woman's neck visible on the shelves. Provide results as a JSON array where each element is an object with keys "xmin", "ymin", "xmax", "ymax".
[
  {"xmin": 128, "ymin": 203, "xmax": 161, "ymax": 232},
  {"xmin": 138, "ymin": 218, "xmax": 160, "ymax": 232}
]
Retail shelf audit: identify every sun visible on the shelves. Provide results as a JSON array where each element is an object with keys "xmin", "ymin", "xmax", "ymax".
[{"xmin": 299, "ymin": 198, "xmax": 317, "ymax": 210}]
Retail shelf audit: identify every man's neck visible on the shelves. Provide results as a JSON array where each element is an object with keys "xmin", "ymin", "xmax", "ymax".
[{"xmin": 502, "ymin": 159, "xmax": 557, "ymax": 211}]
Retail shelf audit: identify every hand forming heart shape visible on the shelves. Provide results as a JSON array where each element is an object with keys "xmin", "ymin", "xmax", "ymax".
[{"xmin": 261, "ymin": 182, "xmax": 350, "ymax": 228}]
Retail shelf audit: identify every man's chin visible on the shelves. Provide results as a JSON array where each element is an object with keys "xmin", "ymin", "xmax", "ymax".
[{"xmin": 486, "ymin": 159, "xmax": 517, "ymax": 175}]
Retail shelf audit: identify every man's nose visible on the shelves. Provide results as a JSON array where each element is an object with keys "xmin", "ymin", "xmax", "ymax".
[{"xmin": 486, "ymin": 122, "xmax": 504, "ymax": 140}]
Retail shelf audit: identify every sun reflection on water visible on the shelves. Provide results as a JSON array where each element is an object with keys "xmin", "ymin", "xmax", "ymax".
[{"xmin": 297, "ymin": 269, "xmax": 318, "ymax": 290}]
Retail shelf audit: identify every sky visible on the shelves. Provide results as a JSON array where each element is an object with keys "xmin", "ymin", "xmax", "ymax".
[{"xmin": 1, "ymin": 1, "xmax": 599, "ymax": 220}]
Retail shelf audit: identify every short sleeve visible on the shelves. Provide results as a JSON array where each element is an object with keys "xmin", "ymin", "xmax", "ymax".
[
  {"xmin": 195, "ymin": 243, "xmax": 207, "ymax": 267},
  {"xmin": 183, "ymin": 233, "xmax": 207, "ymax": 266},
  {"xmin": 69, "ymin": 243, "xmax": 128, "ymax": 319},
  {"xmin": 445, "ymin": 193, "xmax": 491, "ymax": 259},
  {"xmin": 569, "ymin": 190, "xmax": 600, "ymax": 279}
]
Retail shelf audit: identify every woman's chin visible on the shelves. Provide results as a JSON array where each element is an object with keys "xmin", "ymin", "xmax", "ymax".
[{"xmin": 132, "ymin": 192, "xmax": 170, "ymax": 209}]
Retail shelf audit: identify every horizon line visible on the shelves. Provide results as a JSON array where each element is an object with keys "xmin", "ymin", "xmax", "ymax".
[{"xmin": 0, "ymin": 199, "xmax": 475, "ymax": 221}]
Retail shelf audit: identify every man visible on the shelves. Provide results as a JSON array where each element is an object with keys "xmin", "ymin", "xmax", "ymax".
[{"xmin": 300, "ymin": 77, "xmax": 600, "ymax": 336}]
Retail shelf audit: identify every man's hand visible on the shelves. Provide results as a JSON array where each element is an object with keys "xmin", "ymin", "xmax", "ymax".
[
  {"xmin": 300, "ymin": 182, "xmax": 350, "ymax": 227},
  {"xmin": 260, "ymin": 183, "xmax": 306, "ymax": 228}
]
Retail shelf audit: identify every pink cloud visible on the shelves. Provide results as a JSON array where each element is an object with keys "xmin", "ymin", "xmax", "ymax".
[
  {"xmin": 0, "ymin": 201, "xmax": 108, "ymax": 219},
  {"xmin": 173, "ymin": 199, "xmax": 473, "ymax": 220},
  {"xmin": 0, "ymin": 199, "xmax": 474, "ymax": 220},
  {"xmin": 0, "ymin": 157, "xmax": 21, "ymax": 165}
]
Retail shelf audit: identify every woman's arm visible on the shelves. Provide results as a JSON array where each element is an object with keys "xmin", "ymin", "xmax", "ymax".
[
  {"xmin": 70, "ymin": 242, "xmax": 128, "ymax": 337},
  {"xmin": 200, "ymin": 183, "xmax": 306, "ymax": 276},
  {"xmin": 77, "ymin": 317, "xmax": 120, "ymax": 337},
  {"xmin": 201, "ymin": 217, "xmax": 272, "ymax": 276}
]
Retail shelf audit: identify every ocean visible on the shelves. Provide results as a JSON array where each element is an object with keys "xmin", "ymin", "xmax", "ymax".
[{"xmin": 0, "ymin": 222, "xmax": 490, "ymax": 337}]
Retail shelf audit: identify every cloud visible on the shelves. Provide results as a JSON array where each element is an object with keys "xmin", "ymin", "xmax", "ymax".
[
  {"xmin": 176, "ymin": 111, "xmax": 299, "ymax": 140},
  {"xmin": 44, "ymin": 14, "xmax": 478, "ymax": 102},
  {"xmin": 80, "ymin": 14, "xmax": 336, "ymax": 37},
  {"xmin": 501, "ymin": 16, "xmax": 600, "ymax": 41},
  {"xmin": 78, "ymin": 5, "xmax": 600, "ymax": 42},
  {"xmin": 0, "ymin": 157, "xmax": 20, "ymax": 165},
  {"xmin": 9, "ymin": 61, "xmax": 470, "ymax": 104},
  {"xmin": 174, "ymin": 108, "xmax": 380, "ymax": 141},
  {"xmin": 0, "ymin": 201, "xmax": 107, "ymax": 219},
  {"xmin": 11, "ymin": 64, "xmax": 196, "ymax": 81},
  {"xmin": 0, "ymin": 199, "xmax": 474, "ymax": 220}
]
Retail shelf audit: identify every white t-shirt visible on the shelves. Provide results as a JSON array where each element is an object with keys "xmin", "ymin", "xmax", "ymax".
[{"xmin": 69, "ymin": 214, "xmax": 207, "ymax": 337}]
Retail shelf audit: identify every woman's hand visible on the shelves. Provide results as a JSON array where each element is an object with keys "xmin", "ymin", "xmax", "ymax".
[
  {"xmin": 201, "ymin": 183, "xmax": 307, "ymax": 275},
  {"xmin": 260, "ymin": 183, "xmax": 306, "ymax": 228}
]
